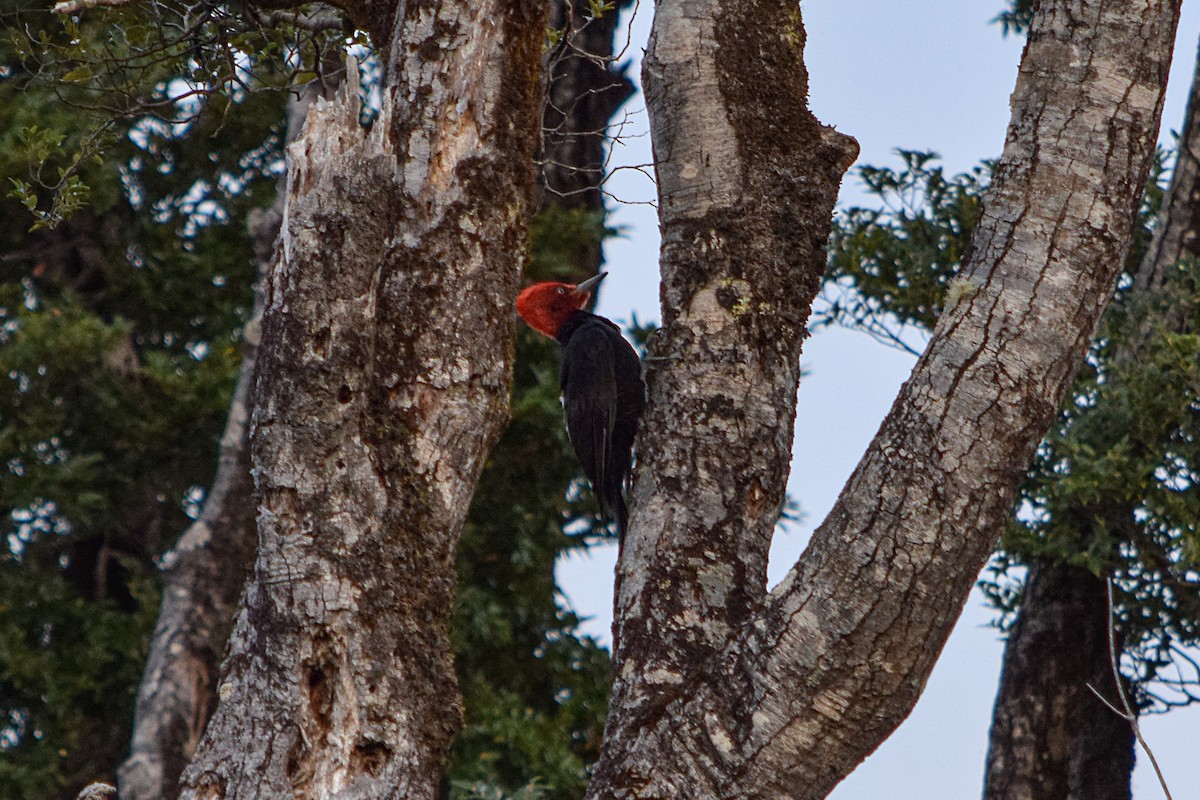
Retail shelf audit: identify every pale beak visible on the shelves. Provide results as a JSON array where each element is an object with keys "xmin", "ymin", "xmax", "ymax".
[{"xmin": 572, "ymin": 272, "xmax": 607, "ymax": 295}]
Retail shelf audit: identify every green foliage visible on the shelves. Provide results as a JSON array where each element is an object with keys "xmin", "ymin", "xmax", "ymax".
[
  {"xmin": 0, "ymin": 287, "xmax": 249, "ymax": 795},
  {"xmin": 0, "ymin": 7, "xmax": 287, "ymax": 795},
  {"xmin": 453, "ymin": 779, "xmax": 552, "ymax": 800},
  {"xmin": 526, "ymin": 207, "xmax": 611, "ymax": 282},
  {"xmin": 0, "ymin": 559, "xmax": 158, "ymax": 798},
  {"xmin": 830, "ymin": 149, "xmax": 1200, "ymax": 708},
  {"xmin": 825, "ymin": 146, "xmax": 1164, "ymax": 348},
  {"xmin": 0, "ymin": 0, "xmax": 343, "ymax": 228},
  {"xmin": 819, "ymin": 150, "xmax": 986, "ymax": 351},
  {"xmin": 586, "ymin": 0, "xmax": 616, "ymax": 20},
  {"xmin": 447, "ymin": 207, "xmax": 614, "ymax": 800},
  {"xmin": 995, "ymin": 262, "xmax": 1200, "ymax": 707},
  {"xmin": 994, "ymin": 0, "xmax": 1036, "ymax": 36}
]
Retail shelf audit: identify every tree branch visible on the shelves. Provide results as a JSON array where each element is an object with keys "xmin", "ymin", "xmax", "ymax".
[
  {"xmin": 586, "ymin": 1, "xmax": 1181, "ymax": 797},
  {"xmin": 255, "ymin": 8, "xmax": 346, "ymax": 34},
  {"xmin": 1093, "ymin": 579, "xmax": 1176, "ymax": 800},
  {"xmin": 1138, "ymin": 35, "xmax": 1200, "ymax": 293},
  {"xmin": 748, "ymin": 2, "xmax": 1180, "ymax": 794},
  {"xmin": 53, "ymin": 0, "xmax": 131, "ymax": 14}
]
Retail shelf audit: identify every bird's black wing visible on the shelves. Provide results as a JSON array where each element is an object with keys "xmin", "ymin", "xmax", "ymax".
[{"xmin": 560, "ymin": 320, "xmax": 619, "ymax": 515}]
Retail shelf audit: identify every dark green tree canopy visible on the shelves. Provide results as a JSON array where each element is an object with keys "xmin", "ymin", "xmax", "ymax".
[
  {"xmin": 1, "ymin": 3, "xmax": 630, "ymax": 797},
  {"xmin": 0, "ymin": 5, "xmax": 291, "ymax": 794}
]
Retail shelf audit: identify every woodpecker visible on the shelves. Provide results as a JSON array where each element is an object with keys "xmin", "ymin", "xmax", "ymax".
[{"xmin": 516, "ymin": 273, "xmax": 645, "ymax": 536}]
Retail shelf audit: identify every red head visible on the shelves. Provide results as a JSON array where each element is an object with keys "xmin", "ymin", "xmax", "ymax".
[{"xmin": 516, "ymin": 273, "xmax": 606, "ymax": 338}]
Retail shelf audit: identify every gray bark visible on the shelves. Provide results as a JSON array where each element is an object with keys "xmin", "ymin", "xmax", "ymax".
[
  {"xmin": 1139, "ymin": 36, "xmax": 1200, "ymax": 292},
  {"xmin": 176, "ymin": 3, "xmax": 547, "ymax": 798},
  {"xmin": 585, "ymin": 1, "xmax": 1179, "ymax": 798},
  {"xmin": 117, "ymin": 85, "xmax": 327, "ymax": 800},
  {"xmin": 982, "ymin": 32, "xmax": 1200, "ymax": 800}
]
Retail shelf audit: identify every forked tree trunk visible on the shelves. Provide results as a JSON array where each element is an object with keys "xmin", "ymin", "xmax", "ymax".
[
  {"xmin": 176, "ymin": 2, "xmax": 547, "ymax": 797},
  {"xmin": 983, "ymin": 34, "xmax": 1200, "ymax": 800},
  {"xmin": 584, "ymin": 1, "xmax": 1179, "ymax": 797},
  {"xmin": 159, "ymin": 0, "xmax": 1181, "ymax": 796}
]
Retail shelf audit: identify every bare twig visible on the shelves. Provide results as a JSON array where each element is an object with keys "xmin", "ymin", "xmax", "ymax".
[
  {"xmin": 814, "ymin": 282, "xmax": 927, "ymax": 357},
  {"xmin": 1086, "ymin": 579, "xmax": 1176, "ymax": 800}
]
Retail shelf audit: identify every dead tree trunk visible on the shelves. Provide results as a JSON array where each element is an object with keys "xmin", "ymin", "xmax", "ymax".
[
  {"xmin": 584, "ymin": 1, "xmax": 1179, "ymax": 797},
  {"xmin": 176, "ymin": 3, "xmax": 547, "ymax": 797},
  {"xmin": 982, "ymin": 33, "xmax": 1200, "ymax": 800}
]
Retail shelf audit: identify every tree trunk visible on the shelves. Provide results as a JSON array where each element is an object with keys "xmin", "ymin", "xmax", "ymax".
[
  {"xmin": 1138, "ymin": 36, "xmax": 1200, "ymax": 293},
  {"xmin": 585, "ymin": 1, "xmax": 1179, "ymax": 798},
  {"xmin": 982, "ymin": 32, "xmax": 1200, "ymax": 800},
  {"xmin": 176, "ymin": 3, "xmax": 547, "ymax": 798},
  {"xmin": 983, "ymin": 564, "xmax": 1133, "ymax": 800},
  {"xmin": 116, "ymin": 83, "xmax": 330, "ymax": 800},
  {"xmin": 116, "ymin": 265, "xmax": 260, "ymax": 799}
]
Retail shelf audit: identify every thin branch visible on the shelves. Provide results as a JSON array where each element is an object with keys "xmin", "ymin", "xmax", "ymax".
[
  {"xmin": 257, "ymin": 8, "xmax": 345, "ymax": 34},
  {"xmin": 600, "ymin": 186, "xmax": 656, "ymax": 208},
  {"xmin": 53, "ymin": 0, "xmax": 131, "ymax": 14},
  {"xmin": 1087, "ymin": 578, "xmax": 1176, "ymax": 800}
]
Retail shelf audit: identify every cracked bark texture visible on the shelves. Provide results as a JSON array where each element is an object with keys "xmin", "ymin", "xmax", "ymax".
[
  {"xmin": 590, "ymin": 0, "xmax": 859, "ymax": 792},
  {"xmin": 118, "ymin": 86, "xmax": 325, "ymax": 800},
  {"xmin": 982, "ymin": 32, "xmax": 1200, "ymax": 800},
  {"xmin": 176, "ymin": 2, "xmax": 547, "ymax": 798},
  {"xmin": 586, "ymin": 1, "xmax": 1179, "ymax": 798}
]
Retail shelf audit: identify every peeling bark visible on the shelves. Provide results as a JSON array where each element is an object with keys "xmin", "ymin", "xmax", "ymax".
[
  {"xmin": 586, "ymin": 1, "xmax": 1179, "ymax": 798},
  {"xmin": 176, "ymin": 3, "xmax": 547, "ymax": 798},
  {"xmin": 982, "ymin": 33, "xmax": 1200, "ymax": 800}
]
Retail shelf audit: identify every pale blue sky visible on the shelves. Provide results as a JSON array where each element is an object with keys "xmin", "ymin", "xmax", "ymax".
[{"xmin": 559, "ymin": 2, "xmax": 1200, "ymax": 798}]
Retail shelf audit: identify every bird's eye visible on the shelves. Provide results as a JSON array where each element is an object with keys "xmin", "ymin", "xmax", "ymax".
[{"xmin": 557, "ymin": 287, "xmax": 567, "ymax": 295}]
